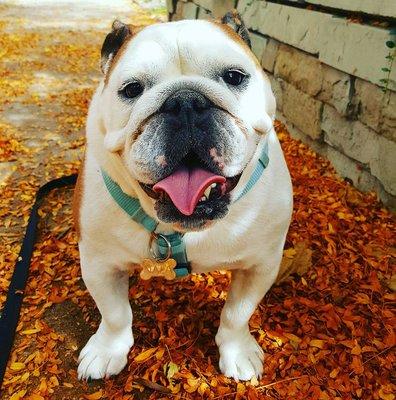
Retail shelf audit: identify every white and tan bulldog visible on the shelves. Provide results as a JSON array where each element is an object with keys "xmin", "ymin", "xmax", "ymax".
[{"xmin": 73, "ymin": 12, "xmax": 293, "ymax": 382}]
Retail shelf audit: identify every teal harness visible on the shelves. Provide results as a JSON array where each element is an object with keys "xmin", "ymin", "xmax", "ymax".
[{"xmin": 102, "ymin": 139, "xmax": 269, "ymax": 278}]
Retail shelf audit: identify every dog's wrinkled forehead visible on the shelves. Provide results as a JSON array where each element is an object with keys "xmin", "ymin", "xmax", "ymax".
[{"xmin": 107, "ymin": 20, "xmax": 257, "ymax": 86}]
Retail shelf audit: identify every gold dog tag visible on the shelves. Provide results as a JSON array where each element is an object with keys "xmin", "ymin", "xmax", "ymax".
[{"xmin": 140, "ymin": 258, "xmax": 177, "ymax": 280}]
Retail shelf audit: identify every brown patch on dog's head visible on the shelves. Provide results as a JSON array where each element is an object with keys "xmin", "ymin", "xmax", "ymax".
[
  {"xmin": 211, "ymin": 10, "xmax": 260, "ymax": 68},
  {"xmin": 219, "ymin": 10, "xmax": 251, "ymax": 49},
  {"xmin": 101, "ymin": 20, "xmax": 134, "ymax": 84}
]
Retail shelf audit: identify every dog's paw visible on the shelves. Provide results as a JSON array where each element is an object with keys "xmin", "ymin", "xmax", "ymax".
[
  {"xmin": 77, "ymin": 331, "xmax": 133, "ymax": 380},
  {"xmin": 217, "ymin": 332, "xmax": 264, "ymax": 381}
]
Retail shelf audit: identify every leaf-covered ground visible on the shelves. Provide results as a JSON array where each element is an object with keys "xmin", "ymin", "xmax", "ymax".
[{"xmin": 0, "ymin": 1, "xmax": 395, "ymax": 399}]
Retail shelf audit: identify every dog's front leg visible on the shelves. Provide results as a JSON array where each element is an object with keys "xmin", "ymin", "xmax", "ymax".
[
  {"xmin": 77, "ymin": 252, "xmax": 133, "ymax": 380},
  {"xmin": 216, "ymin": 266, "xmax": 277, "ymax": 381}
]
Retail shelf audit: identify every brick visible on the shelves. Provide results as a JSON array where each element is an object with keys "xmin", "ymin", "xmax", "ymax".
[
  {"xmin": 282, "ymin": 82, "xmax": 322, "ymax": 140},
  {"xmin": 274, "ymin": 44, "xmax": 322, "ymax": 96}
]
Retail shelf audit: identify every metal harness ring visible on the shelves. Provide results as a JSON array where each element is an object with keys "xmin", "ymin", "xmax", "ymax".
[{"xmin": 149, "ymin": 232, "xmax": 172, "ymax": 262}]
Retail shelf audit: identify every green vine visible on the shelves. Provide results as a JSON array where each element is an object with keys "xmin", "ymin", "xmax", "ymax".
[{"xmin": 380, "ymin": 28, "xmax": 396, "ymax": 93}]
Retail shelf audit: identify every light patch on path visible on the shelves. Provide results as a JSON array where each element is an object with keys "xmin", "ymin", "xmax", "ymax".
[{"xmin": 3, "ymin": 0, "xmax": 165, "ymax": 30}]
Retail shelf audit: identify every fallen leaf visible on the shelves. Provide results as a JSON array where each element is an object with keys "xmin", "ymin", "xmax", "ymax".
[
  {"xmin": 134, "ymin": 347, "xmax": 158, "ymax": 363},
  {"xmin": 277, "ymin": 242, "xmax": 312, "ymax": 284}
]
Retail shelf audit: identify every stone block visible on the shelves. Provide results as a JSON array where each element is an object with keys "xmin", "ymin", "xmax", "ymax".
[
  {"xmin": 322, "ymin": 104, "xmax": 377, "ymax": 165},
  {"xmin": 237, "ymin": 0, "xmax": 261, "ymax": 25},
  {"xmin": 193, "ymin": 0, "xmax": 214, "ymax": 11},
  {"xmin": 377, "ymin": 186, "xmax": 396, "ymax": 212},
  {"xmin": 319, "ymin": 18, "xmax": 396, "ymax": 91},
  {"xmin": 379, "ymin": 90, "xmax": 396, "ymax": 142},
  {"xmin": 194, "ymin": 0, "xmax": 236, "ymax": 17},
  {"xmin": 282, "ymin": 82, "xmax": 323, "ymax": 139},
  {"xmin": 249, "ymin": 32, "xmax": 268, "ymax": 63},
  {"xmin": 269, "ymin": 75, "xmax": 283, "ymax": 112},
  {"xmin": 354, "ymin": 78, "xmax": 385, "ymax": 131},
  {"xmin": 261, "ymin": 38, "xmax": 279, "ymax": 73},
  {"xmin": 172, "ymin": 2, "xmax": 184, "ymax": 20},
  {"xmin": 180, "ymin": 2, "xmax": 199, "ymax": 19},
  {"xmin": 306, "ymin": 0, "xmax": 396, "ymax": 19},
  {"xmin": 166, "ymin": 0, "xmax": 174, "ymax": 14},
  {"xmin": 370, "ymin": 134, "xmax": 396, "ymax": 196},
  {"xmin": 318, "ymin": 65, "xmax": 353, "ymax": 117},
  {"xmin": 276, "ymin": 111, "xmax": 327, "ymax": 155},
  {"xmin": 239, "ymin": 2, "xmax": 329, "ymax": 55},
  {"xmin": 325, "ymin": 146, "xmax": 378, "ymax": 193},
  {"xmin": 197, "ymin": 6, "xmax": 213, "ymax": 20},
  {"xmin": 322, "ymin": 104, "xmax": 396, "ymax": 195},
  {"xmin": 238, "ymin": 1, "xmax": 396, "ymax": 90},
  {"xmin": 274, "ymin": 44, "xmax": 322, "ymax": 96}
]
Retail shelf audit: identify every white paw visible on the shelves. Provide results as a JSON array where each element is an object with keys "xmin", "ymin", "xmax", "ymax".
[
  {"xmin": 77, "ymin": 331, "xmax": 133, "ymax": 380},
  {"xmin": 217, "ymin": 332, "xmax": 264, "ymax": 381}
]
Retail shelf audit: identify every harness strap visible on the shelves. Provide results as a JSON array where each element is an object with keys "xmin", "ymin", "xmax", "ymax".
[
  {"xmin": 101, "ymin": 171, "xmax": 191, "ymax": 277},
  {"xmin": 234, "ymin": 140, "xmax": 269, "ymax": 202},
  {"xmin": 157, "ymin": 234, "xmax": 190, "ymax": 278},
  {"xmin": 101, "ymin": 172, "xmax": 157, "ymax": 232}
]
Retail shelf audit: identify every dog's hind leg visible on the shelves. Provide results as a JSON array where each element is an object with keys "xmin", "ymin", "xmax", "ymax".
[
  {"xmin": 77, "ymin": 251, "xmax": 133, "ymax": 380},
  {"xmin": 215, "ymin": 264, "xmax": 279, "ymax": 381}
]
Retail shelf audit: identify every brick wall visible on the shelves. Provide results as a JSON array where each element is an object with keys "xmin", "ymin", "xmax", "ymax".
[{"xmin": 167, "ymin": 0, "xmax": 396, "ymax": 210}]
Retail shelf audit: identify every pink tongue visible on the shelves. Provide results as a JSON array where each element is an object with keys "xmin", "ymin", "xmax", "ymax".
[{"xmin": 153, "ymin": 166, "xmax": 226, "ymax": 216}]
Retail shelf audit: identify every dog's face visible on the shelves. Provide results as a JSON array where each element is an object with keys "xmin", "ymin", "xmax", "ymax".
[{"xmin": 99, "ymin": 16, "xmax": 275, "ymax": 231}]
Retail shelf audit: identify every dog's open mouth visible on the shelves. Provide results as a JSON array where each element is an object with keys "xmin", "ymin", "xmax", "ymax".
[{"xmin": 139, "ymin": 153, "xmax": 241, "ymax": 224}]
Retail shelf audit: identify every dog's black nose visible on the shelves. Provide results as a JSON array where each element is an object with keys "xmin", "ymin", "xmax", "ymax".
[{"xmin": 161, "ymin": 90, "xmax": 212, "ymax": 116}]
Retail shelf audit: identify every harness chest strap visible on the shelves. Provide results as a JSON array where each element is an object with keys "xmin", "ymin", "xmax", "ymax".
[{"xmin": 101, "ymin": 139, "xmax": 269, "ymax": 279}]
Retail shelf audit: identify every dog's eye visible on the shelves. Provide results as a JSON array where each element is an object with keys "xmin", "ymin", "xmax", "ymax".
[
  {"xmin": 223, "ymin": 69, "xmax": 246, "ymax": 86},
  {"xmin": 122, "ymin": 81, "xmax": 144, "ymax": 98}
]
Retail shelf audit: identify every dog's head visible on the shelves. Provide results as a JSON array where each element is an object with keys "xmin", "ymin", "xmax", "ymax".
[{"xmin": 98, "ymin": 13, "xmax": 275, "ymax": 231}]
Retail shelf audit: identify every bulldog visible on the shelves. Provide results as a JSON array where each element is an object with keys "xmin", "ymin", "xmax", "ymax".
[{"xmin": 73, "ymin": 12, "xmax": 293, "ymax": 382}]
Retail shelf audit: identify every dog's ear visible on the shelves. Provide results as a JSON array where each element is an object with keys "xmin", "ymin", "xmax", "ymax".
[
  {"xmin": 221, "ymin": 10, "xmax": 251, "ymax": 48},
  {"xmin": 101, "ymin": 20, "xmax": 132, "ymax": 74}
]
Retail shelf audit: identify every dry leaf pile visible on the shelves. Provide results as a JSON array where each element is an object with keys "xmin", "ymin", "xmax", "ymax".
[{"xmin": 0, "ymin": 2, "xmax": 395, "ymax": 400}]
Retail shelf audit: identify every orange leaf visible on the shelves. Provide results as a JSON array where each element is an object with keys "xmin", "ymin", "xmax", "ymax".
[
  {"xmin": 309, "ymin": 339, "xmax": 325, "ymax": 349},
  {"xmin": 84, "ymin": 390, "xmax": 103, "ymax": 400},
  {"xmin": 134, "ymin": 347, "xmax": 158, "ymax": 363}
]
